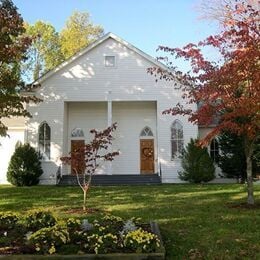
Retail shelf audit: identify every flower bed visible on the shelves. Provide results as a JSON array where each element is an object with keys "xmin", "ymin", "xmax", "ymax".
[{"xmin": 0, "ymin": 211, "xmax": 165, "ymax": 259}]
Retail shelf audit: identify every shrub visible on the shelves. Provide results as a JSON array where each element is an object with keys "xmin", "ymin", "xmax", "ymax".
[
  {"xmin": 179, "ymin": 138, "xmax": 215, "ymax": 183},
  {"xmin": 0, "ymin": 212, "xmax": 161, "ymax": 255},
  {"xmin": 29, "ymin": 225, "xmax": 69, "ymax": 255},
  {"xmin": 0, "ymin": 212, "xmax": 19, "ymax": 230},
  {"xmin": 7, "ymin": 143, "xmax": 43, "ymax": 186},
  {"xmin": 98, "ymin": 214, "xmax": 124, "ymax": 234},
  {"xmin": 24, "ymin": 210, "xmax": 57, "ymax": 231},
  {"xmin": 66, "ymin": 218, "xmax": 82, "ymax": 243},
  {"xmin": 91, "ymin": 216, "xmax": 122, "ymax": 236},
  {"xmin": 66, "ymin": 218, "xmax": 81, "ymax": 231},
  {"xmin": 0, "ymin": 212, "xmax": 28, "ymax": 248},
  {"xmin": 129, "ymin": 217, "xmax": 142, "ymax": 225},
  {"xmin": 84, "ymin": 233, "xmax": 119, "ymax": 254},
  {"xmin": 101, "ymin": 214, "xmax": 123, "ymax": 225},
  {"xmin": 123, "ymin": 228, "xmax": 160, "ymax": 253}
]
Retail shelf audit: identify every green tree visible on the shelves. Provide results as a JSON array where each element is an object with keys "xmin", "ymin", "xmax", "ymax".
[
  {"xmin": 218, "ymin": 132, "xmax": 246, "ymax": 181},
  {"xmin": 179, "ymin": 139, "xmax": 215, "ymax": 183},
  {"xmin": 218, "ymin": 132, "xmax": 260, "ymax": 182},
  {"xmin": 7, "ymin": 143, "xmax": 43, "ymax": 186},
  {"xmin": 24, "ymin": 21, "xmax": 64, "ymax": 81},
  {"xmin": 0, "ymin": 0, "xmax": 39, "ymax": 137},
  {"xmin": 60, "ymin": 11, "xmax": 104, "ymax": 59}
]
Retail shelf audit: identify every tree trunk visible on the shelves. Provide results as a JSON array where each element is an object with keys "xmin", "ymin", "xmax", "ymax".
[
  {"xmin": 245, "ymin": 138, "xmax": 254, "ymax": 205},
  {"xmin": 83, "ymin": 190, "xmax": 87, "ymax": 211}
]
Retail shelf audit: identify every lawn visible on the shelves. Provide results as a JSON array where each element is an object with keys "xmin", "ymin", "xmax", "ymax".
[{"xmin": 0, "ymin": 184, "xmax": 259, "ymax": 259}]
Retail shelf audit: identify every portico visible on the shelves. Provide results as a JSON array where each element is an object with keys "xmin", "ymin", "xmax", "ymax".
[{"xmin": 63, "ymin": 100, "xmax": 158, "ymax": 176}]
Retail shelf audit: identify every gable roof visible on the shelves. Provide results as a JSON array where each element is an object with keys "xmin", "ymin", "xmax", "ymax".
[{"xmin": 31, "ymin": 32, "xmax": 169, "ymax": 85}]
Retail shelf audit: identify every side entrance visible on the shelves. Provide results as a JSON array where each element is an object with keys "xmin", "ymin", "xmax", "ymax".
[
  {"xmin": 140, "ymin": 139, "xmax": 154, "ymax": 174},
  {"xmin": 71, "ymin": 140, "xmax": 85, "ymax": 175}
]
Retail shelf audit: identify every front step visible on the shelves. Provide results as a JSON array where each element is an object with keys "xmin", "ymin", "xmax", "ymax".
[{"xmin": 57, "ymin": 174, "xmax": 161, "ymax": 186}]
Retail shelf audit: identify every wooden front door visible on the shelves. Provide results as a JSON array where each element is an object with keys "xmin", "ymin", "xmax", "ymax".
[
  {"xmin": 140, "ymin": 139, "xmax": 154, "ymax": 174},
  {"xmin": 71, "ymin": 140, "xmax": 85, "ymax": 175}
]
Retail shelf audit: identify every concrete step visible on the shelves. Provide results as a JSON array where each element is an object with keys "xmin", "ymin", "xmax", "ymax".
[{"xmin": 58, "ymin": 174, "xmax": 161, "ymax": 186}]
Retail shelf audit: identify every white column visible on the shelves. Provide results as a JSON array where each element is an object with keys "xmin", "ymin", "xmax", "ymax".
[
  {"xmin": 107, "ymin": 91, "xmax": 112, "ymax": 175},
  {"xmin": 107, "ymin": 100, "xmax": 112, "ymax": 127},
  {"xmin": 156, "ymin": 101, "xmax": 160, "ymax": 176}
]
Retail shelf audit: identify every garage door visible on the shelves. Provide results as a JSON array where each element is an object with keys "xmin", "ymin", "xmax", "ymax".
[{"xmin": 0, "ymin": 129, "xmax": 24, "ymax": 184}]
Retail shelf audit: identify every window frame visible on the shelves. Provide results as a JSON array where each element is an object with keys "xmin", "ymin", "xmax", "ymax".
[
  {"xmin": 38, "ymin": 122, "xmax": 51, "ymax": 161},
  {"xmin": 71, "ymin": 128, "xmax": 84, "ymax": 138},
  {"xmin": 140, "ymin": 126, "xmax": 154, "ymax": 137},
  {"xmin": 171, "ymin": 120, "xmax": 184, "ymax": 159},
  {"xmin": 104, "ymin": 55, "xmax": 116, "ymax": 68},
  {"xmin": 210, "ymin": 138, "xmax": 219, "ymax": 163}
]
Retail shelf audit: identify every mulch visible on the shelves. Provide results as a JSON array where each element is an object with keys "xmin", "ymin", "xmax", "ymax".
[
  {"xmin": 0, "ymin": 246, "xmax": 34, "ymax": 255},
  {"xmin": 65, "ymin": 207, "xmax": 104, "ymax": 214}
]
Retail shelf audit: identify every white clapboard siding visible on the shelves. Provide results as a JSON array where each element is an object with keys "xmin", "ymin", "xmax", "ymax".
[
  {"xmin": 0, "ymin": 129, "xmax": 24, "ymax": 184},
  {"xmin": 24, "ymin": 34, "xmax": 197, "ymax": 184}
]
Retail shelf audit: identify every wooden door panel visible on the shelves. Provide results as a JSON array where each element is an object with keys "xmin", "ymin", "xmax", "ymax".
[
  {"xmin": 71, "ymin": 140, "xmax": 85, "ymax": 175},
  {"xmin": 140, "ymin": 139, "xmax": 154, "ymax": 174}
]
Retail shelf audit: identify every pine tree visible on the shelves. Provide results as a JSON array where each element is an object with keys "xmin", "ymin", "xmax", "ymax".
[
  {"xmin": 7, "ymin": 143, "xmax": 43, "ymax": 186},
  {"xmin": 218, "ymin": 132, "xmax": 260, "ymax": 182},
  {"xmin": 179, "ymin": 139, "xmax": 215, "ymax": 183}
]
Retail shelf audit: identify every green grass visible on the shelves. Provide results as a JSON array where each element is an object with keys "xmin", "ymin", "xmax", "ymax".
[{"xmin": 0, "ymin": 184, "xmax": 259, "ymax": 259}]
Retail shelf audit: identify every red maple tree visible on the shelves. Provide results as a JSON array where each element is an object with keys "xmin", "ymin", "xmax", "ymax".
[
  {"xmin": 149, "ymin": 2, "xmax": 259, "ymax": 205},
  {"xmin": 0, "ymin": 0, "xmax": 40, "ymax": 137},
  {"xmin": 61, "ymin": 123, "xmax": 119, "ymax": 211}
]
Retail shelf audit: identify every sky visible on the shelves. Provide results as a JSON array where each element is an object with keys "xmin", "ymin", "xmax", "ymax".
[{"xmin": 13, "ymin": 0, "xmax": 219, "ymax": 60}]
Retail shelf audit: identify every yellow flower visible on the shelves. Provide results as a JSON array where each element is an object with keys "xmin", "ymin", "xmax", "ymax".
[{"xmin": 48, "ymin": 244, "xmax": 56, "ymax": 255}]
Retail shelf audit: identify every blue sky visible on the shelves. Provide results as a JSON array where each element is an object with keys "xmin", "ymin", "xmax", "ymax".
[{"xmin": 13, "ymin": 0, "xmax": 218, "ymax": 59}]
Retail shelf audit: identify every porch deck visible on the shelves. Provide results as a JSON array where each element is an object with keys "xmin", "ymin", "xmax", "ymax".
[{"xmin": 57, "ymin": 174, "xmax": 161, "ymax": 186}]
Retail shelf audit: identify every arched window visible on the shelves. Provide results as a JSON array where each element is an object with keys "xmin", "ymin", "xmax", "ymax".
[
  {"xmin": 71, "ymin": 128, "xmax": 84, "ymax": 138},
  {"xmin": 39, "ymin": 122, "xmax": 51, "ymax": 160},
  {"xmin": 140, "ymin": 127, "xmax": 153, "ymax": 137},
  {"xmin": 171, "ymin": 120, "xmax": 184, "ymax": 158},
  {"xmin": 210, "ymin": 138, "xmax": 219, "ymax": 163}
]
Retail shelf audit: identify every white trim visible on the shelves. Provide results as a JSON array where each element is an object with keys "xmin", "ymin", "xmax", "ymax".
[
  {"xmin": 39, "ymin": 155, "xmax": 51, "ymax": 162},
  {"xmin": 171, "ymin": 119, "xmax": 184, "ymax": 160},
  {"xmin": 6, "ymin": 127, "xmax": 25, "ymax": 130},
  {"xmin": 30, "ymin": 32, "xmax": 169, "ymax": 87},
  {"xmin": 140, "ymin": 126, "xmax": 154, "ymax": 137},
  {"xmin": 38, "ymin": 121, "xmax": 51, "ymax": 161},
  {"xmin": 71, "ymin": 127, "xmax": 84, "ymax": 138},
  {"xmin": 155, "ymin": 102, "xmax": 159, "ymax": 174},
  {"xmin": 107, "ymin": 100, "xmax": 112, "ymax": 175},
  {"xmin": 104, "ymin": 55, "xmax": 116, "ymax": 68},
  {"xmin": 107, "ymin": 101, "xmax": 112, "ymax": 127}
]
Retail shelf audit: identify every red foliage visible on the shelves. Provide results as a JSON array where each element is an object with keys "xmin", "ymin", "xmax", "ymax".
[
  {"xmin": 61, "ymin": 123, "xmax": 119, "ymax": 176},
  {"xmin": 61, "ymin": 123, "xmax": 119, "ymax": 200},
  {"xmin": 149, "ymin": 2, "xmax": 259, "ymax": 204},
  {"xmin": 149, "ymin": 3, "xmax": 260, "ymax": 146},
  {"xmin": 61, "ymin": 123, "xmax": 119, "ymax": 210},
  {"xmin": 0, "ymin": 0, "xmax": 40, "ymax": 137}
]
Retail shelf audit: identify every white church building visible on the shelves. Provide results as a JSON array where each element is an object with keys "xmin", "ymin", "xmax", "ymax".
[{"xmin": 0, "ymin": 33, "xmax": 219, "ymax": 185}]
